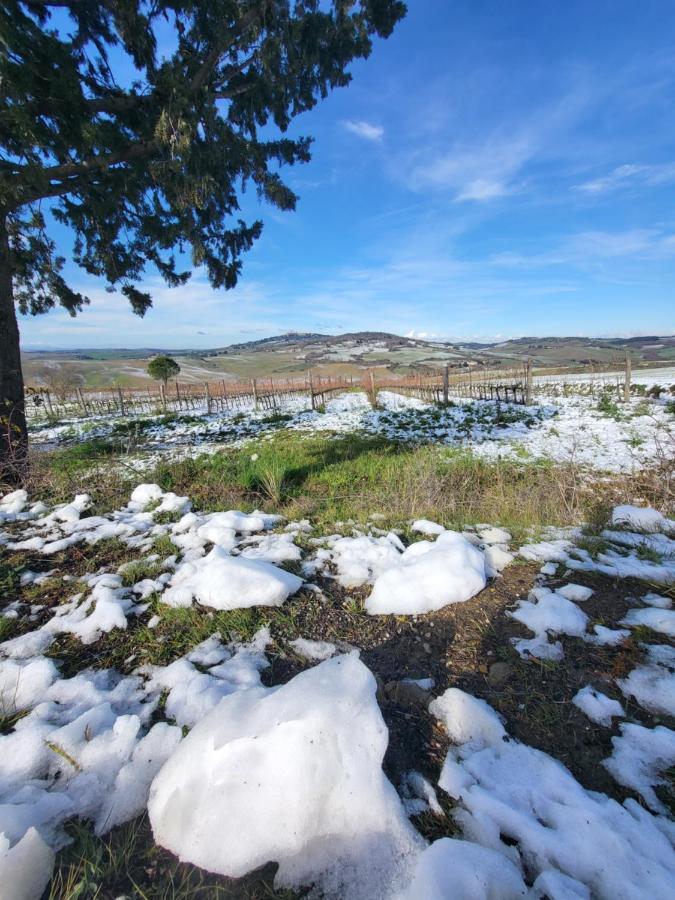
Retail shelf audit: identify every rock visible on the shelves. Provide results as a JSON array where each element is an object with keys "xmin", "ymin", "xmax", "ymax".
[
  {"xmin": 487, "ymin": 662, "xmax": 511, "ymax": 687},
  {"xmin": 384, "ymin": 679, "xmax": 432, "ymax": 707}
]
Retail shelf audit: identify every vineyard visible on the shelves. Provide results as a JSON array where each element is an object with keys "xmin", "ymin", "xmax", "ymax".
[{"xmin": 23, "ymin": 359, "xmax": 645, "ymax": 425}]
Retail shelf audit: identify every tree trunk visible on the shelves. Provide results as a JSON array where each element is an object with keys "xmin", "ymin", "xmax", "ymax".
[{"xmin": 0, "ymin": 214, "xmax": 28, "ymax": 484}]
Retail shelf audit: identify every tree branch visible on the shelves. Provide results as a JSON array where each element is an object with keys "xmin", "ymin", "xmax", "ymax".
[{"xmin": 188, "ymin": 6, "xmax": 262, "ymax": 95}]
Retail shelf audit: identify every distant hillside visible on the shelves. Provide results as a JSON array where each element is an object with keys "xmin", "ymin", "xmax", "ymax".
[{"xmin": 21, "ymin": 331, "xmax": 675, "ymax": 390}]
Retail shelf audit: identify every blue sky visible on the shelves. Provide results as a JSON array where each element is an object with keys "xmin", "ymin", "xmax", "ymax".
[{"xmin": 21, "ymin": 1, "xmax": 675, "ymax": 350}]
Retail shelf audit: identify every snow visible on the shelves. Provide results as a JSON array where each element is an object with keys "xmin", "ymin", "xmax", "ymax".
[
  {"xmin": 484, "ymin": 544, "xmax": 514, "ymax": 577},
  {"xmin": 0, "ymin": 657, "xmax": 59, "ymax": 713},
  {"xmin": 400, "ymin": 770, "xmax": 443, "ymax": 817},
  {"xmin": 289, "ymin": 637, "xmax": 337, "ymax": 661},
  {"xmin": 3, "ymin": 479, "xmax": 675, "ymax": 899},
  {"xmin": 434, "ymin": 694, "xmax": 675, "ymax": 899},
  {"xmin": 478, "ymin": 527, "xmax": 512, "ymax": 545},
  {"xmin": 642, "ymin": 591, "xmax": 673, "ymax": 609},
  {"xmin": 512, "ymin": 634, "xmax": 564, "ymax": 661},
  {"xmin": 509, "ymin": 589, "xmax": 589, "ymax": 641},
  {"xmin": 612, "ymin": 505, "xmax": 675, "ymax": 533},
  {"xmin": 572, "ymin": 686, "xmax": 624, "ymax": 726},
  {"xmin": 585, "ymin": 624, "xmax": 630, "ymax": 646},
  {"xmin": 149, "ymin": 653, "xmax": 422, "ymax": 899},
  {"xmin": 320, "ymin": 533, "xmax": 403, "ymax": 588},
  {"xmin": 616, "ymin": 644, "xmax": 675, "ymax": 716},
  {"xmin": 429, "ymin": 688, "xmax": 506, "ymax": 752},
  {"xmin": 411, "ymin": 519, "xmax": 445, "ymax": 536},
  {"xmin": 162, "ymin": 545, "xmax": 303, "ymax": 609},
  {"xmin": 603, "ymin": 723, "xmax": 675, "ymax": 814},
  {"xmin": 620, "ymin": 607, "xmax": 675, "ymax": 637},
  {"xmin": 0, "ymin": 828, "xmax": 55, "ymax": 900},
  {"xmin": 398, "ymin": 837, "xmax": 527, "ymax": 900},
  {"xmin": 140, "ymin": 629, "xmax": 271, "ymax": 728},
  {"xmin": 556, "ymin": 583, "xmax": 593, "ymax": 603},
  {"xmin": 366, "ymin": 532, "xmax": 486, "ymax": 616}
]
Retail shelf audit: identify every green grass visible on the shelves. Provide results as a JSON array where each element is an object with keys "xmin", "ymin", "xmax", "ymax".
[
  {"xmin": 0, "ymin": 615, "xmax": 16, "ymax": 642},
  {"xmin": 144, "ymin": 431, "xmax": 590, "ymax": 539},
  {"xmin": 118, "ymin": 558, "xmax": 167, "ymax": 587}
]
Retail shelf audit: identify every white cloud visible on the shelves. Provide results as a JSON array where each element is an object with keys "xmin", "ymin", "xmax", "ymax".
[
  {"xmin": 342, "ymin": 119, "xmax": 384, "ymax": 141},
  {"xmin": 575, "ymin": 162, "xmax": 675, "ymax": 194}
]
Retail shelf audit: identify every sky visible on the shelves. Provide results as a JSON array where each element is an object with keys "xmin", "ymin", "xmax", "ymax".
[{"xmin": 20, "ymin": 0, "xmax": 675, "ymax": 350}]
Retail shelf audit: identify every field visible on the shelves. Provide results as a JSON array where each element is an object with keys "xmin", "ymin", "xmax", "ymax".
[
  {"xmin": 21, "ymin": 331, "xmax": 675, "ymax": 389},
  {"xmin": 1, "ymin": 367, "xmax": 675, "ymax": 898}
]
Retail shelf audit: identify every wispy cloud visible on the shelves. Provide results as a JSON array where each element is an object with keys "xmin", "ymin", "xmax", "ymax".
[
  {"xmin": 342, "ymin": 119, "xmax": 384, "ymax": 141},
  {"xmin": 490, "ymin": 228, "xmax": 675, "ymax": 268},
  {"xmin": 409, "ymin": 134, "xmax": 533, "ymax": 202},
  {"xmin": 575, "ymin": 162, "xmax": 675, "ymax": 194}
]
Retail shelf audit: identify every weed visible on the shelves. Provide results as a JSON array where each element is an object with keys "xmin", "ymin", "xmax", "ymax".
[
  {"xmin": 596, "ymin": 391, "xmax": 622, "ymax": 420},
  {"xmin": 635, "ymin": 543, "xmax": 662, "ymax": 564}
]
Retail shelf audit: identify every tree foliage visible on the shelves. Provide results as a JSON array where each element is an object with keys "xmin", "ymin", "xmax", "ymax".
[
  {"xmin": 147, "ymin": 354, "xmax": 180, "ymax": 385},
  {"xmin": 0, "ymin": 0, "xmax": 406, "ymax": 316}
]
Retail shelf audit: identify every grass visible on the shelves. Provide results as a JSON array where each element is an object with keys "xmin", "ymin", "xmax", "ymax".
[
  {"xmin": 142, "ymin": 432, "xmax": 601, "ymax": 540},
  {"xmin": 22, "ymin": 423, "xmax": 673, "ymax": 545},
  {"xmin": 47, "ymin": 815, "xmax": 290, "ymax": 900}
]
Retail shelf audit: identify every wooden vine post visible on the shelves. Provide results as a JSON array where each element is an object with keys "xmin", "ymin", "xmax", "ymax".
[{"xmin": 624, "ymin": 351, "xmax": 631, "ymax": 403}]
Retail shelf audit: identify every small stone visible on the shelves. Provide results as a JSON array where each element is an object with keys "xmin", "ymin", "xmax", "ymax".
[
  {"xmin": 487, "ymin": 661, "xmax": 511, "ymax": 687},
  {"xmin": 423, "ymin": 642, "xmax": 431, "ymax": 654},
  {"xmin": 383, "ymin": 679, "xmax": 431, "ymax": 707}
]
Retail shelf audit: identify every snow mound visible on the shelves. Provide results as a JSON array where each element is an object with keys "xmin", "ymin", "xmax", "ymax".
[
  {"xmin": 162, "ymin": 545, "xmax": 302, "ymax": 609},
  {"xmin": 572, "ymin": 686, "xmax": 624, "ymax": 726},
  {"xmin": 509, "ymin": 588, "xmax": 589, "ymax": 640},
  {"xmin": 429, "ymin": 688, "xmax": 506, "ymax": 751},
  {"xmin": 0, "ymin": 657, "xmax": 58, "ymax": 713},
  {"xmin": 366, "ymin": 532, "xmax": 486, "ymax": 616},
  {"xmin": 411, "ymin": 519, "xmax": 445, "ymax": 536},
  {"xmin": 478, "ymin": 527, "xmax": 512, "ymax": 545},
  {"xmin": 603, "ymin": 722, "xmax": 675, "ymax": 814},
  {"xmin": 617, "ymin": 644, "xmax": 675, "ymax": 716},
  {"xmin": 323, "ymin": 533, "xmax": 403, "ymax": 588},
  {"xmin": 148, "ymin": 653, "xmax": 421, "ymax": 899},
  {"xmin": 620, "ymin": 607, "xmax": 675, "ymax": 637},
  {"xmin": 556, "ymin": 583, "xmax": 593, "ymax": 603},
  {"xmin": 398, "ymin": 837, "xmax": 527, "ymax": 900},
  {"xmin": 0, "ymin": 827, "xmax": 55, "ymax": 900},
  {"xmin": 611, "ymin": 505, "xmax": 674, "ymax": 533},
  {"xmin": 289, "ymin": 637, "xmax": 337, "ymax": 661}
]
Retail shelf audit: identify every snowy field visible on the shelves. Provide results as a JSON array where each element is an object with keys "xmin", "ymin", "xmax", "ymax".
[
  {"xmin": 29, "ymin": 367, "xmax": 675, "ymax": 475},
  {"xmin": 0, "ymin": 483, "xmax": 674, "ymax": 898}
]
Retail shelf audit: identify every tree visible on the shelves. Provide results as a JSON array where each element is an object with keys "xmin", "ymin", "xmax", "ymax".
[
  {"xmin": 34, "ymin": 364, "xmax": 85, "ymax": 401},
  {"xmin": 147, "ymin": 354, "xmax": 180, "ymax": 387},
  {"xmin": 0, "ymin": 0, "xmax": 406, "ymax": 482}
]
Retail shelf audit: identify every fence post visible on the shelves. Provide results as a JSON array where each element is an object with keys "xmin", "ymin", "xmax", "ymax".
[
  {"xmin": 160, "ymin": 382, "xmax": 167, "ymax": 412},
  {"xmin": 442, "ymin": 364, "xmax": 449, "ymax": 405},
  {"xmin": 76, "ymin": 387, "xmax": 87, "ymax": 414},
  {"xmin": 308, "ymin": 371, "xmax": 316, "ymax": 410},
  {"xmin": 175, "ymin": 381, "xmax": 181, "ymax": 409},
  {"xmin": 116, "ymin": 385, "xmax": 125, "ymax": 416},
  {"xmin": 623, "ymin": 351, "xmax": 631, "ymax": 403},
  {"xmin": 525, "ymin": 358, "xmax": 533, "ymax": 405},
  {"xmin": 204, "ymin": 381, "xmax": 212, "ymax": 414},
  {"xmin": 251, "ymin": 378, "xmax": 259, "ymax": 407},
  {"xmin": 44, "ymin": 390, "xmax": 54, "ymax": 417}
]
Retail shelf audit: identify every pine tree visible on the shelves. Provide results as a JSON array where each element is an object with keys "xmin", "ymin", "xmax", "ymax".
[
  {"xmin": 0, "ymin": 0, "xmax": 405, "ymax": 481},
  {"xmin": 147, "ymin": 354, "xmax": 180, "ymax": 386}
]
